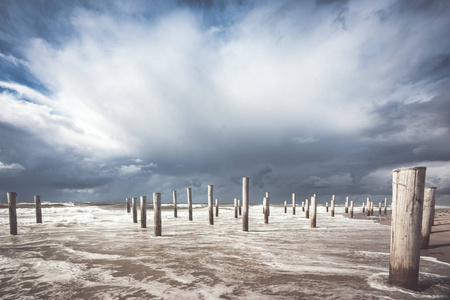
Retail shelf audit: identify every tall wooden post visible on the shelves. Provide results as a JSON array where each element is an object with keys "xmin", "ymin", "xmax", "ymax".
[
  {"xmin": 384, "ymin": 197, "xmax": 388, "ymax": 215},
  {"xmin": 378, "ymin": 202, "xmax": 382, "ymax": 216},
  {"xmin": 366, "ymin": 197, "xmax": 371, "ymax": 216},
  {"xmin": 238, "ymin": 199, "xmax": 242, "ymax": 216},
  {"xmin": 345, "ymin": 196, "xmax": 349, "ymax": 214},
  {"xmin": 126, "ymin": 198, "xmax": 131, "ymax": 213},
  {"xmin": 264, "ymin": 192, "xmax": 269, "ymax": 214},
  {"xmin": 173, "ymin": 191, "xmax": 177, "ymax": 218},
  {"xmin": 140, "ymin": 196, "xmax": 147, "ymax": 228},
  {"xmin": 35, "ymin": 195, "xmax": 42, "ymax": 224},
  {"xmin": 350, "ymin": 201, "xmax": 354, "ymax": 218},
  {"xmin": 208, "ymin": 185, "xmax": 214, "ymax": 225},
  {"xmin": 302, "ymin": 201, "xmax": 305, "ymax": 212},
  {"xmin": 153, "ymin": 193, "xmax": 162, "ymax": 236},
  {"xmin": 331, "ymin": 195, "xmax": 335, "ymax": 217},
  {"xmin": 263, "ymin": 197, "xmax": 269, "ymax": 224},
  {"xmin": 132, "ymin": 197, "xmax": 137, "ymax": 223},
  {"xmin": 187, "ymin": 188, "xmax": 193, "ymax": 221},
  {"xmin": 362, "ymin": 202, "xmax": 365, "ymax": 214},
  {"xmin": 242, "ymin": 177, "xmax": 249, "ymax": 231},
  {"xmin": 8, "ymin": 192, "xmax": 17, "ymax": 235},
  {"xmin": 305, "ymin": 198, "xmax": 309, "ymax": 219},
  {"xmin": 421, "ymin": 187, "xmax": 436, "ymax": 249},
  {"xmin": 215, "ymin": 199, "xmax": 219, "ymax": 217},
  {"xmin": 234, "ymin": 198, "xmax": 238, "ymax": 218},
  {"xmin": 284, "ymin": 201, "xmax": 287, "ymax": 213},
  {"xmin": 311, "ymin": 195, "xmax": 317, "ymax": 228},
  {"xmin": 370, "ymin": 201, "xmax": 374, "ymax": 216},
  {"xmin": 389, "ymin": 166, "xmax": 426, "ymax": 290},
  {"xmin": 292, "ymin": 193, "xmax": 296, "ymax": 215}
]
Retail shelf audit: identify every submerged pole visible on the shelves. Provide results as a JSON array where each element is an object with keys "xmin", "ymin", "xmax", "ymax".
[
  {"xmin": 421, "ymin": 187, "xmax": 437, "ymax": 250},
  {"xmin": 292, "ymin": 193, "xmax": 296, "ymax": 215},
  {"xmin": 311, "ymin": 195, "xmax": 317, "ymax": 228},
  {"xmin": 389, "ymin": 166, "xmax": 426, "ymax": 290},
  {"xmin": 345, "ymin": 196, "xmax": 349, "ymax": 214},
  {"xmin": 305, "ymin": 198, "xmax": 309, "ymax": 219},
  {"xmin": 263, "ymin": 197, "xmax": 269, "ymax": 224},
  {"xmin": 302, "ymin": 201, "xmax": 305, "ymax": 212},
  {"xmin": 126, "ymin": 198, "xmax": 131, "ymax": 213},
  {"xmin": 132, "ymin": 197, "xmax": 137, "ymax": 223},
  {"xmin": 326, "ymin": 202, "xmax": 329, "ymax": 212},
  {"xmin": 331, "ymin": 195, "xmax": 335, "ymax": 217},
  {"xmin": 362, "ymin": 202, "xmax": 365, "ymax": 214},
  {"xmin": 378, "ymin": 202, "xmax": 382, "ymax": 216},
  {"xmin": 173, "ymin": 191, "xmax": 177, "ymax": 218},
  {"xmin": 242, "ymin": 177, "xmax": 249, "ymax": 231},
  {"xmin": 234, "ymin": 198, "xmax": 238, "ymax": 218},
  {"xmin": 366, "ymin": 197, "xmax": 371, "ymax": 216},
  {"xmin": 35, "ymin": 195, "xmax": 42, "ymax": 224},
  {"xmin": 140, "ymin": 196, "xmax": 146, "ymax": 228},
  {"xmin": 384, "ymin": 197, "xmax": 388, "ymax": 215},
  {"xmin": 208, "ymin": 185, "xmax": 214, "ymax": 225},
  {"xmin": 284, "ymin": 201, "xmax": 287, "ymax": 213},
  {"xmin": 350, "ymin": 201, "xmax": 354, "ymax": 218},
  {"xmin": 215, "ymin": 199, "xmax": 219, "ymax": 217},
  {"xmin": 154, "ymin": 193, "xmax": 162, "ymax": 236},
  {"xmin": 187, "ymin": 188, "xmax": 193, "ymax": 221},
  {"xmin": 238, "ymin": 199, "xmax": 242, "ymax": 216},
  {"xmin": 8, "ymin": 192, "xmax": 17, "ymax": 235}
]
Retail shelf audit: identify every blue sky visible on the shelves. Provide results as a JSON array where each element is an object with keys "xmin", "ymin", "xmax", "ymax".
[{"xmin": 1, "ymin": 0, "xmax": 450, "ymax": 205}]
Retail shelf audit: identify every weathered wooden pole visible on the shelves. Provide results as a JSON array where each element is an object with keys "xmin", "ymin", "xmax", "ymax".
[
  {"xmin": 421, "ymin": 187, "xmax": 436, "ymax": 250},
  {"xmin": 292, "ymin": 193, "xmax": 296, "ymax": 215},
  {"xmin": 140, "ymin": 196, "xmax": 147, "ymax": 228},
  {"xmin": 362, "ymin": 202, "xmax": 365, "ymax": 214},
  {"xmin": 345, "ymin": 196, "xmax": 349, "ymax": 214},
  {"xmin": 234, "ymin": 198, "xmax": 238, "ymax": 218},
  {"xmin": 378, "ymin": 202, "xmax": 382, "ymax": 216},
  {"xmin": 264, "ymin": 192, "xmax": 269, "ymax": 214},
  {"xmin": 311, "ymin": 195, "xmax": 317, "ymax": 228},
  {"xmin": 350, "ymin": 200, "xmax": 354, "ymax": 218},
  {"xmin": 153, "ymin": 193, "xmax": 162, "ymax": 236},
  {"xmin": 132, "ymin": 197, "xmax": 137, "ymax": 223},
  {"xmin": 284, "ymin": 200, "xmax": 287, "ymax": 213},
  {"xmin": 302, "ymin": 201, "xmax": 305, "ymax": 212},
  {"xmin": 173, "ymin": 191, "xmax": 177, "ymax": 218},
  {"xmin": 370, "ymin": 201, "xmax": 374, "ymax": 216},
  {"xmin": 215, "ymin": 199, "xmax": 219, "ymax": 217},
  {"xmin": 242, "ymin": 177, "xmax": 249, "ymax": 231},
  {"xmin": 35, "ymin": 195, "xmax": 42, "ymax": 224},
  {"xmin": 389, "ymin": 166, "xmax": 426, "ymax": 290},
  {"xmin": 384, "ymin": 197, "xmax": 388, "ymax": 215},
  {"xmin": 126, "ymin": 198, "xmax": 131, "ymax": 213},
  {"xmin": 331, "ymin": 195, "xmax": 335, "ymax": 217},
  {"xmin": 187, "ymin": 188, "xmax": 193, "ymax": 221},
  {"xmin": 366, "ymin": 197, "xmax": 371, "ymax": 216},
  {"xmin": 263, "ymin": 197, "xmax": 269, "ymax": 224},
  {"xmin": 305, "ymin": 198, "xmax": 309, "ymax": 219},
  {"xmin": 238, "ymin": 199, "xmax": 242, "ymax": 216},
  {"xmin": 8, "ymin": 192, "xmax": 17, "ymax": 235},
  {"xmin": 208, "ymin": 185, "xmax": 214, "ymax": 225},
  {"xmin": 326, "ymin": 202, "xmax": 329, "ymax": 212}
]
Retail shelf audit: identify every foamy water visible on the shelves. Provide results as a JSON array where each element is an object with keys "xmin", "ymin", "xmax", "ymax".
[{"xmin": 0, "ymin": 203, "xmax": 449, "ymax": 299}]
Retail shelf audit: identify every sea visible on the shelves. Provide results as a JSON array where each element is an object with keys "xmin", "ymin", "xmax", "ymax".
[{"xmin": 0, "ymin": 202, "xmax": 449, "ymax": 299}]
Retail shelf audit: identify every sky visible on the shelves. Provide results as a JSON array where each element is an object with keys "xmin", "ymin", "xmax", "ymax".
[{"xmin": 1, "ymin": 0, "xmax": 450, "ymax": 205}]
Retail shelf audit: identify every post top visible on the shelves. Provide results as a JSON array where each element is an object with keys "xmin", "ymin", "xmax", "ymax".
[
  {"xmin": 393, "ymin": 166, "xmax": 426, "ymax": 172},
  {"xmin": 425, "ymin": 186, "xmax": 437, "ymax": 190}
]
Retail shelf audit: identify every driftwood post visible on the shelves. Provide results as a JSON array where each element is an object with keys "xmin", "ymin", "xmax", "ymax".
[
  {"xmin": 173, "ymin": 191, "xmax": 177, "ymax": 218},
  {"xmin": 140, "ymin": 196, "xmax": 146, "ymax": 228},
  {"xmin": 421, "ymin": 187, "xmax": 436, "ymax": 249},
  {"xmin": 350, "ymin": 200, "xmax": 354, "ymax": 218},
  {"xmin": 326, "ymin": 202, "xmax": 329, "ymax": 212},
  {"xmin": 389, "ymin": 166, "xmax": 426, "ymax": 290},
  {"xmin": 264, "ymin": 192, "xmax": 269, "ymax": 214},
  {"xmin": 384, "ymin": 197, "xmax": 388, "ymax": 215},
  {"xmin": 187, "ymin": 188, "xmax": 193, "ymax": 221},
  {"xmin": 345, "ymin": 196, "xmax": 349, "ymax": 214},
  {"xmin": 292, "ymin": 193, "xmax": 296, "ymax": 215},
  {"xmin": 238, "ymin": 199, "xmax": 242, "ymax": 216},
  {"xmin": 153, "ymin": 193, "xmax": 162, "ymax": 236},
  {"xmin": 242, "ymin": 177, "xmax": 249, "ymax": 231},
  {"xmin": 215, "ymin": 199, "xmax": 219, "ymax": 217},
  {"xmin": 234, "ymin": 198, "xmax": 238, "ymax": 218},
  {"xmin": 35, "ymin": 195, "xmax": 42, "ymax": 224},
  {"xmin": 370, "ymin": 201, "xmax": 374, "ymax": 216},
  {"xmin": 208, "ymin": 185, "xmax": 214, "ymax": 225},
  {"xmin": 126, "ymin": 198, "xmax": 131, "ymax": 213},
  {"xmin": 378, "ymin": 202, "xmax": 382, "ymax": 216},
  {"xmin": 366, "ymin": 197, "xmax": 371, "ymax": 216},
  {"xmin": 284, "ymin": 201, "xmax": 287, "ymax": 213},
  {"xmin": 331, "ymin": 195, "xmax": 335, "ymax": 217},
  {"xmin": 311, "ymin": 195, "xmax": 317, "ymax": 228},
  {"xmin": 132, "ymin": 197, "xmax": 137, "ymax": 223},
  {"xmin": 302, "ymin": 201, "xmax": 305, "ymax": 212},
  {"xmin": 362, "ymin": 202, "xmax": 365, "ymax": 214},
  {"xmin": 8, "ymin": 192, "xmax": 17, "ymax": 235},
  {"xmin": 263, "ymin": 197, "xmax": 269, "ymax": 224},
  {"xmin": 305, "ymin": 198, "xmax": 309, "ymax": 219}
]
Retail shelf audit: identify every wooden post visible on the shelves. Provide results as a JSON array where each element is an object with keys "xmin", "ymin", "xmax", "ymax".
[
  {"xmin": 126, "ymin": 198, "xmax": 131, "ymax": 213},
  {"xmin": 215, "ymin": 199, "xmax": 219, "ymax": 217},
  {"xmin": 292, "ymin": 193, "xmax": 296, "ymax": 215},
  {"xmin": 366, "ymin": 197, "xmax": 371, "ymax": 216},
  {"xmin": 132, "ymin": 197, "xmax": 137, "ymax": 223},
  {"xmin": 378, "ymin": 202, "xmax": 382, "ymax": 216},
  {"xmin": 140, "ymin": 196, "xmax": 146, "ymax": 228},
  {"xmin": 384, "ymin": 197, "xmax": 388, "ymax": 215},
  {"xmin": 173, "ymin": 191, "xmax": 177, "ymax": 218},
  {"xmin": 153, "ymin": 193, "xmax": 162, "ymax": 236},
  {"xmin": 370, "ymin": 201, "xmax": 374, "ymax": 216},
  {"xmin": 238, "ymin": 199, "xmax": 242, "ymax": 216},
  {"xmin": 187, "ymin": 188, "xmax": 193, "ymax": 221},
  {"xmin": 242, "ymin": 177, "xmax": 249, "ymax": 231},
  {"xmin": 208, "ymin": 185, "xmax": 214, "ymax": 225},
  {"xmin": 264, "ymin": 192, "xmax": 269, "ymax": 214},
  {"xmin": 305, "ymin": 198, "xmax": 309, "ymax": 219},
  {"xmin": 350, "ymin": 200, "xmax": 354, "ymax": 218},
  {"xmin": 8, "ymin": 192, "xmax": 17, "ymax": 235},
  {"xmin": 331, "ymin": 195, "xmax": 335, "ymax": 217},
  {"xmin": 421, "ymin": 187, "xmax": 436, "ymax": 250},
  {"xmin": 35, "ymin": 195, "xmax": 42, "ymax": 224},
  {"xmin": 284, "ymin": 200, "xmax": 287, "ymax": 213},
  {"xmin": 234, "ymin": 198, "xmax": 238, "ymax": 218},
  {"xmin": 263, "ymin": 197, "xmax": 269, "ymax": 224},
  {"xmin": 362, "ymin": 202, "xmax": 365, "ymax": 214},
  {"xmin": 302, "ymin": 201, "xmax": 305, "ymax": 212},
  {"xmin": 311, "ymin": 195, "xmax": 317, "ymax": 228},
  {"xmin": 389, "ymin": 166, "xmax": 426, "ymax": 290},
  {"xmin": 326, "ymin": 202, "xmax": 329, "ymax": 212},
  {"xmin": 345, "ymin": 196, "xmax": 349, "ymax": 214}
]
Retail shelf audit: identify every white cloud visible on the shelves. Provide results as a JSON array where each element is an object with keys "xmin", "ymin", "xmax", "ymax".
[{"xmin": 0, "ymin": 161, "xmax": 25, "ymax": 170}]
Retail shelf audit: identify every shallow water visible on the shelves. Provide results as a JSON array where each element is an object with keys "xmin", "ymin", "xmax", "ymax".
[{"xmin": 1, "ymin": 203, "xmax": 449, "ymax": 299}]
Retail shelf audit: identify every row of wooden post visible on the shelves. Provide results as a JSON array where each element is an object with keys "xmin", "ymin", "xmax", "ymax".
[{"xmin": 7, "ymin": 193, "xmax": 42, "ymax": 235}]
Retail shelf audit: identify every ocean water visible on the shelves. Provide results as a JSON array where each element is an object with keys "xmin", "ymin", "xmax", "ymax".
[{"xmin": 0, "ymin": 203, "xmax": 449, "ymax": 299}]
